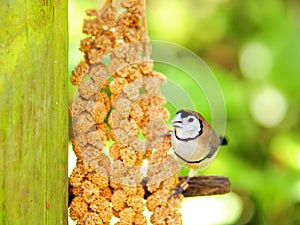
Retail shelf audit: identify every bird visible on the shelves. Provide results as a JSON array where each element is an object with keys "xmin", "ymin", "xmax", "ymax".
[{"xmin": 169, "ymin": 109, "xmax": 227, "ymax": 198}]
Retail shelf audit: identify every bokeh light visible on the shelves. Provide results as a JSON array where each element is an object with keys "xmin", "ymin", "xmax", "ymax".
[
  {"xmin": 239, "ymin": 42, "xmax": 273, "ymax": 79},
  {"xmin": 180, "ymin": 193, "xmax": 242, "ymax": 225},
  {"xmin": 250, "ymin": 87, "xmax": 287, "ymax": 127},
  {"xmin": 270, "ymin": 133, "xmax": 300, "ymax": 170}
]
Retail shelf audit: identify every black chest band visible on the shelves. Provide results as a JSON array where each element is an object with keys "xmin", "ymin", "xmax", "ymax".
[{"xmin": 173, "ymin": 150, "xmax": 212, "ymax": 164}]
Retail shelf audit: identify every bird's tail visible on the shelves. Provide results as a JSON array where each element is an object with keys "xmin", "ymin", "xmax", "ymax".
[{"xmin": 219, "ymin": 136, "xmax": 228, "ymax": 146}]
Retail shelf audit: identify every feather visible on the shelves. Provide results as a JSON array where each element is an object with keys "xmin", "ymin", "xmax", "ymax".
[{"xmin": 219, "ymin": 136, "xmax": 228, "ymax": 146}]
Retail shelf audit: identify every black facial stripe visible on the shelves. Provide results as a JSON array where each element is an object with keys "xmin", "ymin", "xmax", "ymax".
[
  {"xmin": 199, "ymin": 118, "xmax": 203, "ymax": 131},
  {"xmin": 175, "ymin": 129, "xmax": 202, "ymax": 142}
]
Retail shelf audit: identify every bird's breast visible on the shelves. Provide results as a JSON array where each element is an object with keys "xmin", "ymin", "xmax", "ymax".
[{"xmin": 171, "ymin": 133, "xmax": 209, "ymax": 163}]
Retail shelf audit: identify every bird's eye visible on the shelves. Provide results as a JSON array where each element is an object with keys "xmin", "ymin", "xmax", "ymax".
[{"xmin": 188, "ymin": 118, "xmax": 194, "ymax": 122}]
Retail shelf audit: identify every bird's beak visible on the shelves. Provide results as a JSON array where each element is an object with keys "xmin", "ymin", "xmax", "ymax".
[{"xmin": 171, "ymin": 114, "xmax": 183, "ymax": 128}]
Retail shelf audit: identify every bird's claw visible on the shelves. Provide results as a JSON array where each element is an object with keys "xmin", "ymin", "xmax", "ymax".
[
  {"xmin": 169, "ymin": 182, "xmax": 189, "ymax": 199},
  {"xmin": 169, "ymin": 187, "xmax": 185, "ymax": 199},
  {"xmin": 160, "ymin": 133, "xmax": 171, "ymax": 137},
  {"xmin": 160, "ymin": 130, "xmax": 173, "ymax": 137}
]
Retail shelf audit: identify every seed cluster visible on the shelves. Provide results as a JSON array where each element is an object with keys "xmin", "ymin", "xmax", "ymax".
[{"xmin": 69, "ymin": 0, "xmax": 182, "ymax": 224}]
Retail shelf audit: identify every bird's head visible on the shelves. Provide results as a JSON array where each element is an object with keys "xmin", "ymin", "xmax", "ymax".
[{"xmin": 171, "ymin": 110, "xmax": 203, "ymax": 140}]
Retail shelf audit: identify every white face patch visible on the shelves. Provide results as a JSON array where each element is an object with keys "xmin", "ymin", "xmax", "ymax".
[
  {"xmin": 172, "ymin": 113, "xmax": 203, "ymax": 141},
  {"xmin": 182, "ymin": 115, "xmax": 202, "ymax": 137}
]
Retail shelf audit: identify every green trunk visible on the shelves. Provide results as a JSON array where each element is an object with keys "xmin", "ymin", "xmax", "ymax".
[{"xmin": 0, "ymin": 1, "xmax": 68, "ymax": 224}]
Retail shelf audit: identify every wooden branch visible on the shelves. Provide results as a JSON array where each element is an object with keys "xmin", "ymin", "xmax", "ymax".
[
  {"xmin": 69, "ymin": 175, "xmax": 230, "ymax": 205},
  {"xmin": 143, "ymin": 175, "xmax": 230, "ymax": 198},
  {"xmin": 178, "ymin": 175, "xmax": 231, "ymax": 197}
]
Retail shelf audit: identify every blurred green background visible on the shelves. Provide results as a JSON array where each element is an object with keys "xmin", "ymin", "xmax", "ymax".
[{"xmin": 68, "ymin": 0, "xmax": 300, "ymax": 224}]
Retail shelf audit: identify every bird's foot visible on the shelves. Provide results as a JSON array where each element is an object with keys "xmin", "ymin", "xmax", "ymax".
[
  {"xmin": 169, "ymin": 181, "xmax": 189, "ymax": 199},
  {"xmin": 160, "ymin": 130, "xmax": 173, "ymax": 137}
]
